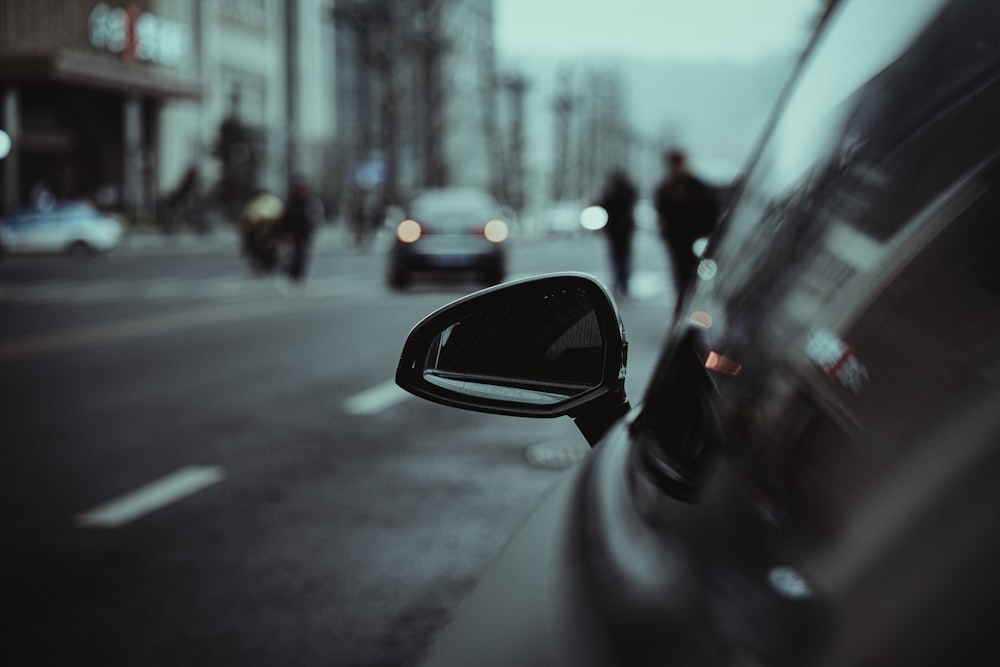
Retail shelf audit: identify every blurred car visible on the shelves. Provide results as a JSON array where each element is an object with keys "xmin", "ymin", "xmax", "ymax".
[
  {"xmin": 0, "ymin": 200, "xmax": 125, "ymax": 258},
  {"xmin": 395, "ymin": 1, "xmax": 1000, "ymax": 665},
  {"xmin": 388, "ymin": 186, "xmax": 509, "ymax": 289}
]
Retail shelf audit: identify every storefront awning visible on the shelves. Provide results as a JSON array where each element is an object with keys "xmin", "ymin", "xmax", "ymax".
[{"xmin": 0, "ymin": 49, "xmax": 202, "ymax": 100}]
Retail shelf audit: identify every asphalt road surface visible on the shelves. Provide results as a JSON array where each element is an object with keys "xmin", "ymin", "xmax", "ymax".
[{"xmin": 1, "ymin": 226, "xmax": 678, "ymax": 666}]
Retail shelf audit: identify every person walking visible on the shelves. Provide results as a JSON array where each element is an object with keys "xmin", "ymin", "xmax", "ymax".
[
  {"xmin": 281, "ymin": 174, "xmax": 325, "ymax": 287},
  {"xmin": 596, "ymin": 168, "xmax": 639, "ymax": 298},
  {"xmin": 653, "ymin": 149, "xmax": 719, "ymax": 303}
]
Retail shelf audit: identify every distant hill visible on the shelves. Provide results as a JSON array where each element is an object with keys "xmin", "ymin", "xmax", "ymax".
[{"xmin": 498, "ymin": 51, "xmax": 800, "ymax": 199}]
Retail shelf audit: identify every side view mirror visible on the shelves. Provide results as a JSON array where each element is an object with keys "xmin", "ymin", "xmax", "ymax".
[{"xmin": 396, "ymin": 273, "xmax": 630, "ymax": 445}]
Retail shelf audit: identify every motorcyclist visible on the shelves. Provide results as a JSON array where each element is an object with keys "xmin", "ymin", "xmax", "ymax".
[{"xmin": 240, "ymin": 188, "xmax": 285, "ymax": 273}]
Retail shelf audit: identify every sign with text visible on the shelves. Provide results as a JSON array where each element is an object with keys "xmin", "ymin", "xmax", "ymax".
[{"xmin": 88, "ymin": 3, "xmax": 191, "ymax": 66}]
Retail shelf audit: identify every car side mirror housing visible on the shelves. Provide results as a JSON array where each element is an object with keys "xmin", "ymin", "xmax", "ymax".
[{"xmin": 396, "ymin": 273, "xmax": 630, "ymax": 445}]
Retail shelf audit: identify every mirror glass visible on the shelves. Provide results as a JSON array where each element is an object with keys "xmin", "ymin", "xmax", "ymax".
[{"xmin": 420, "ymin": 281, "xmax": 607, "ymax": 405}]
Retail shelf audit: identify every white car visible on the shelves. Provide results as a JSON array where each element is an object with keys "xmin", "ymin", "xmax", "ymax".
[{"xmin": 0, "ymin": 201, "xmax": 125, "ymax": 258}]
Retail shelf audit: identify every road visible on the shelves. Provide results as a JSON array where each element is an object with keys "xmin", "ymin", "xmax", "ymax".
[{"xmin": 0, "ymin": 226, "xmax": 679, "ymax": 666}]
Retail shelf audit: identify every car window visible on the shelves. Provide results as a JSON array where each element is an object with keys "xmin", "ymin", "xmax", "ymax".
[
  {"xmin": 682, "ymin": 0, "xmax": 1000, "ymax": 546},
  {"xmin": 55, "ymin": 202, "xmax": 99, "ymax": 218},
  {"xmin": 410, "ymin": 188, "xmax": 499, "ymax": 227},
  {"xmin": 709, "ymin": 0, "xmax": 961, "ymax": 302}
]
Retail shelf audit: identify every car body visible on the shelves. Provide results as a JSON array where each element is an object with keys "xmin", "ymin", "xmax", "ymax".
[
  {"xmin": 0, "ymin": 200, "xmax": 125, "ymax": 257},
  {"xmin": 388, "ymin": 186, "xmax": 509, "ymax": 289},
  {"xmin": 396, "ymin": 1, "xmax": 1000, "ymax": 665}
]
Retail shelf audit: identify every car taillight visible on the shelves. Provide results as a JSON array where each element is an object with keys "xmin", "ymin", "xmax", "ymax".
[
  {"xmin": 484, "ymin": 219, "xmax": 509, "ymax": 243},
  {"xmin": 397, "ymin": 219, "xmax": 422, "ymax": 243}
]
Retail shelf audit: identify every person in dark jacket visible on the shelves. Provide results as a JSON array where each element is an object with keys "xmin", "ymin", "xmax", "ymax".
[
  {"xmin": 281, "ymin": 174, "xmax": 325, "ymax": 285},
  {"xmin": 653, "ymin": 149, "xmax": 719, "ymax": 302},
  {"xmin": 597, "ymin": 167, "xmax": 639, "ymax": 297}
]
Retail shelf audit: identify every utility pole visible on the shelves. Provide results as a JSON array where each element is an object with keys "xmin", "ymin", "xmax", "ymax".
[
  {"xmin": 284, "ymin": 0, "xmax": 299, "ymax": 182},
  {"xmin": 416, "ymin": 0, "xmax": 448, "ymax": 188},
  {"xmin": 370, "ymin": 4, "xmax": 399, "ymax": 208},
  {"xmin": 500, "ymin": 71, "xmax": 528, "ymax": 216},
  {"xmin": 478, "ymin": 43, "xmax": 504, "ymax": 203},
  {"xmin": 551, "ymin": 71, "xmax": 576, "ymax": 202},
  {"xmin": 331, "ymin": 1, "xmax": 376, "ymax": 169},
  {"xmin": 331, "ymin": 0, "xmax": 400, "ymax": 243}
]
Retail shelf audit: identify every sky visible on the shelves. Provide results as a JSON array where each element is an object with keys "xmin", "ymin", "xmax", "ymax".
[{"xmin": 495, "ymin": 0, "xmax": 822, "ymax": 63}]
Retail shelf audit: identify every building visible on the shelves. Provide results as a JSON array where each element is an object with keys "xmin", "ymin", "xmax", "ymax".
[
  {"xmin": 0, "ymin": 0, "xmax": 338, "ymax": 223},
  {"xmin": 331, "ymin": 0, "xmax": 498, "ymax": 225}
]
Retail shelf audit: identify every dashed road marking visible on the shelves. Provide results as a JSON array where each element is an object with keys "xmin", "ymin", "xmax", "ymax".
[
  {"xmin": 344, "ymin": 380, "xmax": 411, "ymax": 415},
  {"xmin": 76, "ymin": 466, "xmax": 225, "ymax": 529},
  {"xmin": 525, "ymin": 440, "xmax": 590, "ymax": 470}
]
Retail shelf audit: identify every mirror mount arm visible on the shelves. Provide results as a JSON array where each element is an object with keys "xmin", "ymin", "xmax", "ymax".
[{"xmin": 571, "ymin": 388, "xmax": 630, "ymax": 447}]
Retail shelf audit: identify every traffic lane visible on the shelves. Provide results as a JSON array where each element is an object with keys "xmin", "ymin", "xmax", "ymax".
[
  {"xmin": 2, "ymin": 299, "xmax": 585, "ymax": 665},
  {"xmin": 308, "ymin": 403, "xmax": 584, "ymax": 667},
  {"xmin": 0, "ymin": 226, "xmax": 659, "ymax": 283},
  {"xmin": 0, "ymin": 270, "xmax": 394, "ymax": 344},
  {"xmin": 0, "ymin": 292, "xmax": 456, "ymax": 531},
  {"xmin": 1, "ymin": 263, "xmax": 671, "ymax": 529},
  {"xmin": 2, "ymin": 238, "xmax": 674, "ymax": 663},
  {"xmin": 0, "ymin": 249, "xmax": 365, "ymax": 299},
  {"xmin": 0, "ymin": 260, "xmax": 673, "ymax": 534},
  {"xmin": 5, "ymin": 403, "xmax": 581, "ymax": 665},
  {"xmin": 0, "ymin": 251, "xmax": 246, "ymax": 284}
]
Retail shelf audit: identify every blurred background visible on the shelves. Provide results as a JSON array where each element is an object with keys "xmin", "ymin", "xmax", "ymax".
[
  {"xmin": 0, "ymin": 1, "xmax": 831, "ymax": 665},
  {"xmin": 0, "ymin": 0, "xmax": 824, "ymax": 235}
]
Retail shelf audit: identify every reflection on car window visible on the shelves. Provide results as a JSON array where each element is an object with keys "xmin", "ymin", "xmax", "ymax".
[
  {"xmin": 725, "ymin": 165, "xmax": 1000, "ymax": 547},
  {"xmin": 410, "ymin": 187, "xmax": 499, "ymax": 224}
]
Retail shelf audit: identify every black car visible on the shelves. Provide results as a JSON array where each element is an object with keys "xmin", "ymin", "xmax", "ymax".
[
  {"xmin": 395, "ymin": 0, "xmax": 1000, "ymax": 665},
  {"xmin": 388, "ymin": 186, "xmax": 509, "ymax": 289}
]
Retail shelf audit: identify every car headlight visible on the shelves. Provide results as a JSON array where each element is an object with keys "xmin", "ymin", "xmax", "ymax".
[
  {"xmin": 484, "ymin": 219, "xmax": 509, "ymax": 243},
  {"xmin": 397, "ymin": 219, "xmax": 422, "ymax": 243}
]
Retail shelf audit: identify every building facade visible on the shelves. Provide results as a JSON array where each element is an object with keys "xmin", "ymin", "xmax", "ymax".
[
  {"xmin": 331, "ymin": 0, "xmax": 498, "ymax": 223},
  {"xmin": 0, "ymin": 0, "xmax": 337, "ymax": 222}
]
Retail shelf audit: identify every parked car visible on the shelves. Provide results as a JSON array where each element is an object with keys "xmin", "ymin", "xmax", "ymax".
[
  {"xmin": 0, "ymin": 200, "xmax": 125, "ymax": 258},
  {"xmin": 388, "ymin": 187, "xmax": 509, "ymax": 289},
  {"xmin": 395, "ymin": 0, "xmax": 1000, "ymax": 664}
]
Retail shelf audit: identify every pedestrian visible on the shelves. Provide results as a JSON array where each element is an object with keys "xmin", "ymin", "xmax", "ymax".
[
  {"xmin": 596, "ymin": 167, "xmax": 638, "ymax": 298},
  {"xmin": 653, "ymin": 149, "xmax": 720, "ymax": 303},
  {"xmin": 281, "ymin": 174, "xmax": 325, "ymax": 286}
]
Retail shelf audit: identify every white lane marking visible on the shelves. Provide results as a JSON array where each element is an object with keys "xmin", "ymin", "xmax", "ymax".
[
  {"xmin": 76, "ymin": 466, "xmax": 225, "ymax": 529},
  {"xmin": 344, "ymin": 380, "xmax": 411, "ymax": 415},
  {"xmin": 525, "ymin": 440, "xmax": 590, "ymax": 469}
]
